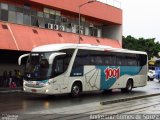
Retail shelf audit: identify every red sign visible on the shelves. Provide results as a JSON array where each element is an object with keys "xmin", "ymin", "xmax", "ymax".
[
  {"xmin": 104, "ymin": 67, "xmax": 120, "ymax": 80},
  {"xmin": 31, "ymin": 89, "xmax": 37, "ymax": 93}
]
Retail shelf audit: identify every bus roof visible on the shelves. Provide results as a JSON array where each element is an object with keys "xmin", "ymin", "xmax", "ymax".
[{"xmin": 32, "ymin": 44, "xmax": 147, "ymax": 55}]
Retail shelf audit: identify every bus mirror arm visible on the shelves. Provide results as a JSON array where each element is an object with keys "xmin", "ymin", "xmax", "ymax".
[
  {"xmin": 18, "ymin": 54, "xmax": 30, "ymax": 65},
  {"xmin": 49, "ymin": 52, "xmax": 66, "ymax": 64}
]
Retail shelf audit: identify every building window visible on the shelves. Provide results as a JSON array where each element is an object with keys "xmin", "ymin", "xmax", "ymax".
[
  {"xmin": 44, "ymin": 18, "xmax": 50, "ymax": 28},
  {"xmin": 44, "ymin": 8, "xmax": 50, "ymax": 14},
  {"xmin": 44, "ymin": 13, "xmax": 49, "ymax": 18},
  {"xmin": 0, "ymin": 2, "xmax": 103, "ymax": 38},
  {"xmin": 31, "ymin": 9, "xmax": 37, "ymax": 16},
  {"xmin": 24, "ymin": 14, "xmax": 31, "ymax": 25},
  {"xmin": 89, "ymin": 27, "xmax": 98, "ymax": 37},
  {"xmin": 9, "ymin": 4, "xmax": 16, "ymax": 11},
  {"xmin": 8, "ymin": 11, "xmax": 16, "ymax": 23},
  {"xmin": 23, "ymin": 8, "xmax": 31, "ymax": 25},
  {"xmin": 16, "ymin": 6, "xmax": 23, "ymax": 13},
  {"xmin": 50, "ymin": 19, "xmax": 55, "ymax": 24},
  {"xmin": 31, "ymin": 16, "xmax": 38, "ymax": 26},
  {"xmin": 17, "ymin": 12, "xmax": 23, "ymax": 24},
  {"xmin": 50, "ymin": 14, "xmax": 55, "ymax": 20},
  {"xmin": 1, "ymin": 3, "xmax": 8, "ymax": 10},
  {"xmin": 1, "ymin": 9, "xmax": 8, "ymax": 21},
  {"xmin": 37, "ymin": 11, "xmax": 43, "ymax": 17},
  {"xmin": 24, "ymin": 4, "xmax": 30, "ymax": 10},
  {"xmin": 38, "ymin": 17, "xmax": 45, "ymax": 28}
]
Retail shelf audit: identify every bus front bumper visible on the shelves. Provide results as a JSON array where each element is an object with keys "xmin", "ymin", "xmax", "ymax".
[{"xmin": 23, "ymin": 85, "xmax": 50, "ymax": 94}]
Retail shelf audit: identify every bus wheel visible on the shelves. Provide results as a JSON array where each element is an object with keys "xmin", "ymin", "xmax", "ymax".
[
  {"xmin": 121, "ymin": 79, "xmax": 133, "ymax": 93},
  {"xmin": 71, "ymin": 83, "xmax": 81, "ymax": 97}
]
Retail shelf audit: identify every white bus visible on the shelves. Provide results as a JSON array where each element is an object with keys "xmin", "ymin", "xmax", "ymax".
[{"xmin": 19, "ymin": 44, "xmax": 148, "ymax": 97}]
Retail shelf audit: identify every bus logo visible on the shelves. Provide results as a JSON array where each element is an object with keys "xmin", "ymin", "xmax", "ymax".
[{"xmin": 104, "ymin": 67, "xmax": 120, "ymax": 80}]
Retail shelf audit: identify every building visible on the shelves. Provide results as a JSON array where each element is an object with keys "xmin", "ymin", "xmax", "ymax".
[{"xmin": 0, "ymin": 0, "xmax": 122, "ymax": 87}]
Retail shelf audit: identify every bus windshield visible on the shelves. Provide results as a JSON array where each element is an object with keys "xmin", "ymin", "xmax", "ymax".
[{"xmin": 24, "ymin": 52, "xmax": 52, "ymax": 80}]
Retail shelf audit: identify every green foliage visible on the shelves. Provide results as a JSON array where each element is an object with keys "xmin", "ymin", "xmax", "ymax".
[{"xmin": 122, "ymin": 35, "xmax": 160, "ymax": 59}]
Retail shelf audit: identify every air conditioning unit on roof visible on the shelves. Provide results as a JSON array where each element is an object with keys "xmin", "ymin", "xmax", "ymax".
[
  {"xmin": 54, "ymin": 24, "xmax": 59, "ymax": 30},
  {"xmin": 48, "ymin": 23, "xmax": 53, "ymax": 29},
  {"xmin": 80, "ymin": 30, "xmax": 84, "ymax": 34},
  {"xmin": 89, "ymin": 23, "xmax": 94, "ymax": 27},
  {"xmin": 60, "ymin": 25, "xmax": 65, "ymax": 31}
]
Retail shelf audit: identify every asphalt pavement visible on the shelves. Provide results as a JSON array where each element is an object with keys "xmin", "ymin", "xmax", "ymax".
[{"xmin": 1, "ymin": 80, "xmax": 160, "ymax": 120}]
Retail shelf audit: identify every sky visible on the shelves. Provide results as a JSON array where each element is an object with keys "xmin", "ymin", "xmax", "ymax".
[{"xmin": 100, "ymin": 0, "xmax": 160, "ymax": 42}]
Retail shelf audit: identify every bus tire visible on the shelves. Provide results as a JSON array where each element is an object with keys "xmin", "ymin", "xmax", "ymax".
[
  {"xmin": 150, "ymin": 78, "xmax": 154, "ymax": 81},
  {"xmin": 121, "ymin": 79, "xmax": 133, "ymax": 93},
  {"xmin": 71, "ymin": 82, "xmax": 82, "ymax": 97}
]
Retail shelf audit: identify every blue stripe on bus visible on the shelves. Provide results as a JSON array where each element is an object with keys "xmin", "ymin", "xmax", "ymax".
[{"xmin": 96, "ymin": 66, "xmax": 142, "ymax": 90}]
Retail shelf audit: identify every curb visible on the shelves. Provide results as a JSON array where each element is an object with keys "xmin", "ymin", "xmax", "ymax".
[
  {"xmin": 100, "ymin": 93, "xmax": 160, "ymax": 105},
  {"xmin": 0, "ymin": 88, "xmax": 23, "ymax": 94},
  {"xmin": 0, "ymin": 89, "xmax": 23, "ymax": 93}
]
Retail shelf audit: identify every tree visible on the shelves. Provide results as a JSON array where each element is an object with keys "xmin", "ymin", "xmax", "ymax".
[{"xmin": 122, "ymin": 35, "xmax": 160, "ymax": 59}]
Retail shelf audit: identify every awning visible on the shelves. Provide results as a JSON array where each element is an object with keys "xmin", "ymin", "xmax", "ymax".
[{"xmin": 0, "ymin": 21, "xmax": 121, "ymax": 51}]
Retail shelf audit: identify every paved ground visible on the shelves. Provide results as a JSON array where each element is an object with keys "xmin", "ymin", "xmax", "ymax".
[
  {"xmin": 5, "ymin": 95, "xmax": 160, "ymax": 120},
  {"xmin": 1, "ymin": 80, "xmax": 160, "ymax": 120}
]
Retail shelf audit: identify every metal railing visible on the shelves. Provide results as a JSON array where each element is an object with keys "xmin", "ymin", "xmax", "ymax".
[{"xmin": 97, "ymin": 0, "xmax": 121, "ymax": 9}]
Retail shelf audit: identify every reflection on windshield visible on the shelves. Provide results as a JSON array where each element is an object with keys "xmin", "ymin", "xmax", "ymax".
[{"xmin": 25, "ymin": 52, "xmax": 52, "ymax": 80}]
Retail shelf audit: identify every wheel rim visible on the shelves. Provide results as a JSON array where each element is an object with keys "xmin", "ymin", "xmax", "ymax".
[
  {"xmin": 72, "ymin": 85, "xmax": 79, "ymax": 95},
  {"xmin": 128, "ymin": 84, "xmax": 132, "ymax": 91},
  {"xmin": 127, "ymin": 81, "xmax": 132, "ymax": 91}
]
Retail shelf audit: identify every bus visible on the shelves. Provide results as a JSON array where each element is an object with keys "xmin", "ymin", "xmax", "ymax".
[
  {"xmin": 18, "ymin": 44, "xmax": 148, "ymax": 97},
  {"xmin": 155, "ymin": 59, "xmax": 160, "ymax": 81}
]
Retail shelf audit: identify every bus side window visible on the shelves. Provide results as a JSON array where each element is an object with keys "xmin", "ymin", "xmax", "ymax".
[
  {"xmin": 116, "ymin": 56, "xmax": 123, "ymax": 66},
  {"xmin": 90, "ymin": 56, "xmax": 95, "ymax": 65},
  {"xmin": 54, "ymin": 58, "xmax": 63, "ymax": 76},
  {"xmin": 103, "ymin": 56, "xmax": 110, "ymax": 65},
  {"xmin": 52, "ymin": 55, "xmax": 65, "ymax": 77},
  {"xmin": 139, "ymin": 54, "xmax": 147, "ymax": 66},
  {"xmin": 103, "ymin": 55, "xmax": 113, "ymax": 66},
  {"xmin": 63, "ymin": 55, "xmax": 71, "ymax": 71},
  {"xmin": 95, "ymin": 56, "xmax": 103, "ymax": 65},
  {"xmin": 71, "ymin": 50, "xmax": 89, "ymax": 76}
]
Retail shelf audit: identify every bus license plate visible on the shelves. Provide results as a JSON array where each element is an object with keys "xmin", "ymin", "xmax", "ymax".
[{"xmin": 31, "ymin": 89, "xmax": 36, "ymax": 92}]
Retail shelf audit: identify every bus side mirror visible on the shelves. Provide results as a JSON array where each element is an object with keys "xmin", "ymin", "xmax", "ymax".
[
  {"xmin": 49, "ymin": 52, "xmax": 66, "ymax": 64},
  {"xmin": 18, "ymin": 54, "xmax": 29, "ymax": 65}
]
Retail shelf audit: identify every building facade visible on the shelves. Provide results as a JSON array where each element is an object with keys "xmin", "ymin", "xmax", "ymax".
[{"xmin": 0, "ymin": 0, "xmax": 122, "ymax": 87}]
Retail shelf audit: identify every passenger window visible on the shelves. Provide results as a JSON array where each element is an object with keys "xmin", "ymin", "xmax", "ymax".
[
  {"xmin": 95, "ymin": 56, "xmax": 102, "ymax": 65},
  {"xmin": 117, "ymin": 56, "xmax": 123, "ymax": 66},
  {"xmin": 52, "ymin": 55, "xmax": 64, "ymax": 77},
  {"xmin": 54, "ymin": 59, "xmax": 64, "ymax": 74}
]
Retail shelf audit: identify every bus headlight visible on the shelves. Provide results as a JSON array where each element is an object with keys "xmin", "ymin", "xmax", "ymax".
[
  {"xmin": 23, "ymin": 80, "xmax": 27, "ymax": 85},
  {"xmin": 45, "ymin": 89, "xmax": 49, "ymax": 93},
  {"xmin": 23, "ymin": 88, "xmax": 26, "ymax": 91},
  {"xmin": 45, "ymin": 83, "xmax": 48, "ymax": 87}
]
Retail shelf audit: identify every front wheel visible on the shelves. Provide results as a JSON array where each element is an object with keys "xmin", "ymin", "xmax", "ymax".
[
  {"xmin": 121, "ymin": 79, "xmax": 133, "ymax": 93},
  {"xmin": 150, "ymin": 78, "xmax": 154, "ymax": 81},
  {"xmin": 71, "ymin": 83, "xmax": 81, "ymax": 97}
]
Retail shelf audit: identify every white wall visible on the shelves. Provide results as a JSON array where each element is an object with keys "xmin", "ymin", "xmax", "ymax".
[{"xmin": 102, "ymin": 25, "xmax": 122, "ymax": 46}]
